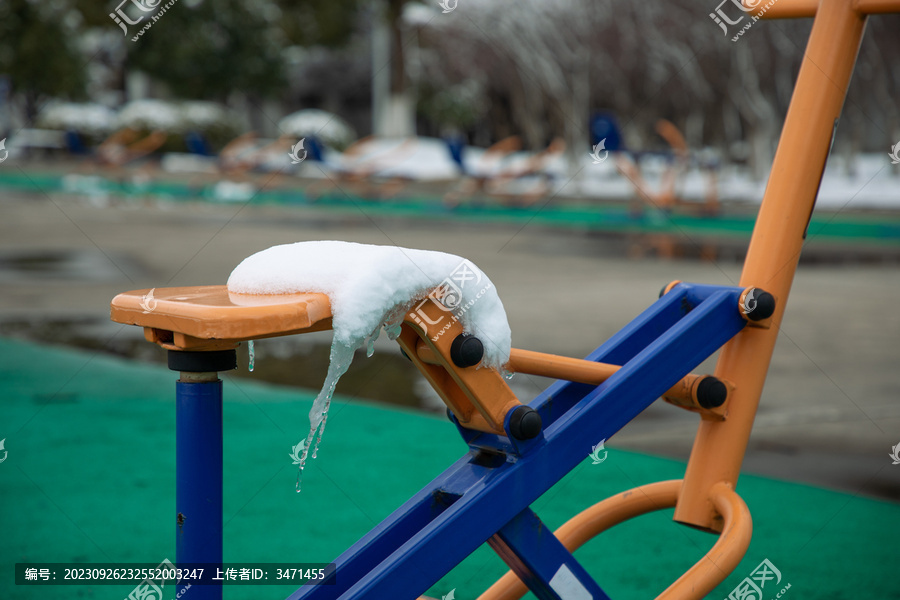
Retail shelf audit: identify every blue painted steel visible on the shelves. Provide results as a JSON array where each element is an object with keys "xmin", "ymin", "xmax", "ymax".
[
  {"xmin": 288, "ymin": 284, "xmax": 748, "ymax": 600},
  {"xmin": 176, "ymin": 379, "xmax": 223, "ymax": 600},
  {"xmin": 489, "ymin": 508, "xmax": 612, "ymax": 600}
]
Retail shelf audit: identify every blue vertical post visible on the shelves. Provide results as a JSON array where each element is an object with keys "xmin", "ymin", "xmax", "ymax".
[{"xmin": 169, "ymin": 350, "xmax": 236, "ymax": 600}]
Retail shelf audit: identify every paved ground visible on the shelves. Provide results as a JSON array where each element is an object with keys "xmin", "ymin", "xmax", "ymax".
[{"xmin": 1, "ymin": 190, "xmax": 898, "ymax": 501}]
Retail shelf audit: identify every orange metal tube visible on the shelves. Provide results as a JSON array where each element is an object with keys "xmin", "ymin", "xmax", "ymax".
[
  {"xmin": 855, "ymin": 0, "xmax": 900, "ymax": 13},
  {"xmin": 508, "ymin": 349, "xmax": 705, "ymax": 407},
  {"xmin": 507, "ymin": 348, "xmax": 621, "ymax": 383},
  {"xmin": 415, "ymin": 345, "xmax": 706, "ymax": 407},
  {"xmin": 675, "ymin": 0, "xmax": 869, "ymax": 531},
  {"xmin": 749, "ymin": 0, "xmax": 818, "ymax": 19},
  {"xmin": 754, "ymin": 0, "xmax": 900, "ymax": 17},
  {"xmin": 478, "ymin": 480, "xmax": 752, "ymax": 600}
]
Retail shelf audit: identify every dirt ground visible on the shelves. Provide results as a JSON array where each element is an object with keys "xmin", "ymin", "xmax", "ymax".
[{"xmin": 1, "ymin": 190, "xmax": 898, "ymax": 501}]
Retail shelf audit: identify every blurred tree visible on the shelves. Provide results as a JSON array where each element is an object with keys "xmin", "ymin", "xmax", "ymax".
[
  {"xmin": 0, "ymin": 0, "xmax": 87, "ymax": 122},
  {"xmin": 125, "ymin": 0, "xmax": 288, "ymax": 101},
  {"xmin": 275, "ymin": 0, "xmax": 361, "ymax": 47},
  {"xmin": 71, "ymin": 0, "xmax": 115, "ymax": 26},
  {"xmin": 417, "ymin": 0, "xmax": 900, "ymax": 177}
]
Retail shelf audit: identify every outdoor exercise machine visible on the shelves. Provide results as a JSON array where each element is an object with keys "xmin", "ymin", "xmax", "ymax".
[{"xmin": 109, "ymin": 0, "xmax": 900, "ymax": 598}]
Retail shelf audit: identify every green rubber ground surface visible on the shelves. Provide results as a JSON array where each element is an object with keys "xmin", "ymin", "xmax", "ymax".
[
  {"xmin": 0, "ymin": 337, "xmax": 896, "ymax": 599},
  {"xmin": 3, "ymin": 171, "xmax": 900, "ymax": 245}
]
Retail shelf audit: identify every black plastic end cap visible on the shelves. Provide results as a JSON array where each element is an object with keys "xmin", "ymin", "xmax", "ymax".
[
  {"xmin": 509, "ymin": 405, "xmax": 542, "ymax": 440},
  {"xmin": 450, "ymin": 334, "xmax": 484, "ymax": 368},
  {"xmin": 696, "ymin": 377, "xmax": 728, "ymax": 409},
  {"xmin": 744, "ymin": 289, "xmax": 776, "ymax": 321},
  {"xmin": 168, "ymin": 349, "xmax": 236, "ymax": 373}
]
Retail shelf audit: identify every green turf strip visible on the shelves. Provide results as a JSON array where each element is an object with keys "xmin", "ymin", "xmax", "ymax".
[
  {"xmin": 3, "ymin": 172, "xmax": 900, "ymax": 245},
  {"xmin": 0, "ymin": 337, "xmax": 896, "ymax": 599}
]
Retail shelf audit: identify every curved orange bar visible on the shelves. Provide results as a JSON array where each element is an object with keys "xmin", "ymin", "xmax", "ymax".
[
  {"xmin": 478, "ymin": 480, "xmax": 751, "ymax": 600},
  {"xmin": 478, "ymin": 481, "xmax": 681, "ymax": 600},
  {"xmin": 656, "ymin": 482, "xmax": 752, "ymax": 600}
]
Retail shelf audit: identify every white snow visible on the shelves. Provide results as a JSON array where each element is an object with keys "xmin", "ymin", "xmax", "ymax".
[
  {"xmin": 112, "ymin": 99, "xmax": 236, "ymax": 135},
  {"xmin": 181, "ymin": 101, "xmax": 233, "ymax": 129},
  {"xmin": 228, "ymin": 241, "xmax": 510, "ymax": 364},
  {"xmin": 278, "ymin": 109, "xmax": 357, "ymax": 149},
  {"xmin": 116, "ymin": 100, "xmax": 184, "ymax": 131},
  {"xmin": 227, "ymin": 241, "xmax": 510, "ymax": 487},
  {"xmin": 296, "ymin": 139, "xmax": 898, "ymax": 209},
  {"xmin": 38, "ymin": 102, "xmax": 117, "ymax": 135}
]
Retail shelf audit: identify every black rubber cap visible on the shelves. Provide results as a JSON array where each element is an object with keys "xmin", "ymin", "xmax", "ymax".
[
  {"xmin": 508, "ymin": 405, "xmax": 542, "ymax": 440},
  {"xmin": 696, "ymin": 376, "xmax": 728, "ymax": 409},
  {"xmin": 743, "ymin": 289, "xmax": 776, "ymax": 321},
  {"xmin": 450, "ymin": 334, "xmax": 484, "ymax": 368},
  {"xmin": 168, "ymin": 349, "xmax": 237, "ymax": 373}
]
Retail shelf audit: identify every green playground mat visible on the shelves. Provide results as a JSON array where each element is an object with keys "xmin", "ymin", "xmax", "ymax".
[
  {"xmin": 0, "ymin": 337, "xmax": 896, "ymax": 599},
  {"xmin": 3, "ymin": 170, "xmax": 900, "ymax": 246}
]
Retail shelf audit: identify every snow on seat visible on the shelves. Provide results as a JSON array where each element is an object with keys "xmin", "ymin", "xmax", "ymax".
[{"xmin": 227, "ymin": 240, "xmax": 511, "ymax": 488}]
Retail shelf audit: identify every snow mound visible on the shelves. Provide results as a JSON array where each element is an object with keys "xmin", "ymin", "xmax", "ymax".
[
  {"xmin": 227, "ymin": 241, "xmax": 510, "ymax": 488},
  {"xmin": 278, "ymin": 109, "xmax": 357, "ymax": 149},
  {"xmin": 38, "ymin": 102, "xmax": 117, "ymax": 135},
  {"xmin": 228, "ymin": 241, "xmax": 510, "ymax": 364},
  {"xmin": 180, "ymin": 101, "xmax": 231, "ymax": 128}
]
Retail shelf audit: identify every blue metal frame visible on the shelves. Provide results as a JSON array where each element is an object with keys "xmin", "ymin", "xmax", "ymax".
[
  {"xmin": 176, "ymin": 378, "xmax": 224, "ymax": 600},
  {"xmin": 490, "ymin": 508, "xmax": 612, "ymax": 600},
  {"xmin": 286, "ymin": 283, "xmax": 748, "ymax": 600}
]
